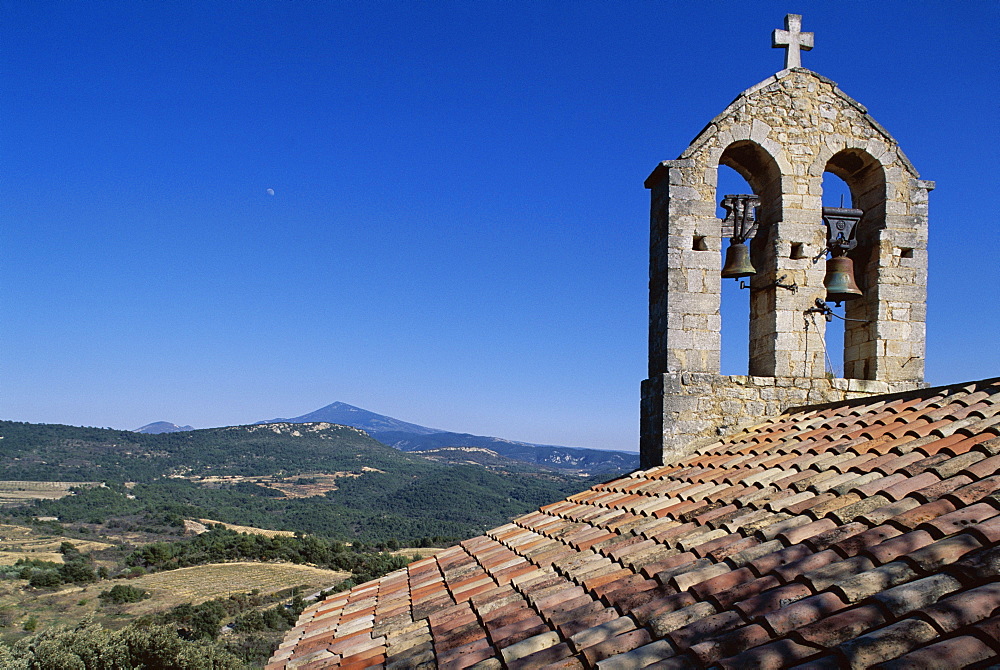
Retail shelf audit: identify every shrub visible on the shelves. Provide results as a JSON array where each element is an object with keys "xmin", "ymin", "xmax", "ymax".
[
  {"xmin": 99, "ymin": 584, "xmax": 150, "ymax": 604},
  {"xmin": 59, "ymin": 558, "xmax": 97, "ymax": 584},
  {"xmin": 0, "ymin": 608, "xmax": 14, "ymax": 627},
  {"xmin": 29, "ymin": 570, "xmax": 62, "ymax": 588}
]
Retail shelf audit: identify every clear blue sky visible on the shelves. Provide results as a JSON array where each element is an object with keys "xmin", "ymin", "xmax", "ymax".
[{"xmin": 3, "ymin": 1, "xmax": 997, "ymax": 451}]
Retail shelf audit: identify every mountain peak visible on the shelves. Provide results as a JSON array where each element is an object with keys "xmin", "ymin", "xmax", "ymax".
[
  {"xmin": 265, "ymin": 403, "xmax": 639, "ymax": 474},
  {"xmin": 271, "ymin": 403, "xmax": 445, "ymax": 436},
  {"xmin": 134, "ymin": 421, "xmax": 194, "ymax": 434}
]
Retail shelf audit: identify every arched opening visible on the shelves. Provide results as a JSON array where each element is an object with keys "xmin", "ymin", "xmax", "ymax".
[
  {"xmin": 719, "ymin": 141, "xmax": 783, "ymax": 377},
  {"xmin": 824, "ymin": 149, "xmax": 887, "ymax": 380},
  {"xmin": 717, "ymin": 165, "xmax": 752, "ymax": 375},
  {"xmin": 822, "ymin": 171, "xmax": 852, "ymax": 209},
  {"xmin": 819, "ymin": 171, "xmax": 852, "ymax": 377}
]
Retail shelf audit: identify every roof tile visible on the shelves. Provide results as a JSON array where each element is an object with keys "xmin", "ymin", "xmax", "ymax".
[
  {"xmin": 829, "ymin": 524, "xmax": 900, "ymax": 558},
  {"xmin": 668, "ymin": 610, "xmax": 744, "ymax": 651},
  {"xmin": 970, "ymin": 612, "xmax": 1000, "ymax": 647},
  {"xmin": 920, "ymin": 502, "xmax": 998, "ymax": 538},
  {"xmin": 631, "ymin": 590, "xmax": 697, "ymax": 625},
  {"xmin": 771, "ymin": 548, "xmax": 841, "ymax": 584},
  {"xmin": 901, "ymin": 533, "xmax": 984, "ymax": 573},
  {"xmin": 500, "ymin": 631, "xmax": 562, "ymax": 664},
  {"xmin": 830, "ymin": 561, "xmax": 918, "ymax": 605},
  {"xmin": 864, "ymin": 529, "xmax": 935, "ymax": 565},
  {"xmin": 827, "ymin": 494, "xmax": 893, "ymax": 525},
  {"xmin": 639, "ymin": 552, "xmax": 696, "ymax": 580},
  {"xmin": 688, "ymin": 624, "xmax": 771, "ymax": 666},
  {"xmin": 558, "ymin": 607, "xmax": 622, "ymax": 640},
  {"xmin": 568, "ymin": 616, "xmax": 637, "ymax": 653},
  {"xmin": 877, "ymin": 634, "xmax": 996, "ymax": 670},
  {"xmin": 505, "ymin": 642, "xmax": 575, "ymax": 670},
  {"xmin": 915, "ymin": 582, "xmax": 1000, "ymax": 633},
  {"xmin": 792, "ymin": 603, "xmax": 887, "ymax": 648},
  {"xmin": 716, "ymin": 638, "xmax": 819, "ymax": 670},
  {"xmin": 594, "ymin": 640, "xmax": 676, "ymax": 669},
  {"xmin": 871, "ymin": 573, "xmax": 962, "ymax": 618},
  {"xmin": 670, "ymin": 563, "xmax": 731, "ymax": 592},
  {"xmin": 780, "ymin": 518, "xmax": 839, "ymax": 546},
  {"xmin": 944, "ymin": 474, "xmax": 1000, "ymax": 506},
  {"xmin": 807, "ymin": 492, "xmax": 864, "ymax": 520},
  {"xmin": 748, "ymin": 543, "xmax": 813, "ymax": 576},
  {"xmin": 857, "ymin": 500, "xmax": 926, "ymax": 527},
  {"xmin": 800, "ymin": 555, "xmax": 876, "ymax": 592},
  {"xmin": 885, "ymin": 498, "xmax": 957, "ymax": 531},
  {"xmin": 761, "ymin": 590, "xmax": 847, "ymax": 636},
  {"xmin": 735, "ymin": 582, "xmax": 812, "ymax": 620},
  {"xmin": 648, "ymin": 601, "xmax": 717, "ymax": 638},
  {"xmin": 581, "ymin": 628, "xmax": 653, "ymax": 666},
  {"xmin": 835, "ymin": 617, "xmax": 939, "ymax": 669}
]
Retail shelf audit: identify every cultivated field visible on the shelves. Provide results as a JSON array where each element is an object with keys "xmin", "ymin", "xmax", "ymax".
[
  {"xmin": 0, "ymin": 561, "xmax": 347, "ymax": 644},
  {"xmin": 0, "ymin": 523, "xmax": 112, "ymax": 564},
  {"xmin": 0, "ymin": 481, "xmax": 101, "ymax": 506},
  {"xmin": 183, "ymin": 468, "xmax": 384, "ymax": 499},
  {"xmin": 188, "ymin": 519, "xmax": 295, "ymax": 537},
  {"xmin": 124, "ymin": 562, "xmax": 350, "ymax": 614}
]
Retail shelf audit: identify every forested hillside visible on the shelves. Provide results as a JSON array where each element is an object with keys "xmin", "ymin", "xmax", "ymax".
[
  {"xmin": 0, "ymin": 420, "xmax": 605, "ymax": 544},
  {"xmin": 0, "ymin": 421, "xmax": 386, "ymax": 481}
]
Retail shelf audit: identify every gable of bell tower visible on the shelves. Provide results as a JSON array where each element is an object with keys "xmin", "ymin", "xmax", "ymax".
[{"xmin": 640, "ymin": 23, "xmax": 933, "ymax": 467}]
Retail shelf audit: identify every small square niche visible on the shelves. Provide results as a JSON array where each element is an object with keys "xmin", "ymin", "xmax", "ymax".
[
  {"xmin": 790, "ymin": 243, "xmax": 807, "ymax": 259},
  {"xmin": 900, "ymin": 247, "xmax": 914, "ymax": 258},
  {"xmin": 692, "ymin": 236, "xmax": 709, "ymax": 251}
]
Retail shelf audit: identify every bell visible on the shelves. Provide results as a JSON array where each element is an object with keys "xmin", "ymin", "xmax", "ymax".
[
  {"xmin": 824, "ymin": 255, "xmax": 863, "ymax": 305},
  {"xmin": 721, "ymin": 241, "xmax": 755, "ymax": 279}
]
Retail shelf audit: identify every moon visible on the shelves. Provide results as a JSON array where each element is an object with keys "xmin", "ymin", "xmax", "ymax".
[{"xmin": 266, "ymin": 188, "xmax": 275, "ymax": 196}]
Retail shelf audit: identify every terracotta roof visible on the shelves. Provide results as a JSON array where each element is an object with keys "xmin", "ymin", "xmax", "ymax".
[{"xmin": 270, "ymin": 377, "xmax": 1000, "ymax": 669}]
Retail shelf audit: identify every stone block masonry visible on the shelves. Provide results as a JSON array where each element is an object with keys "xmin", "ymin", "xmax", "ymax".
[{"xmin": 640, "ymin": 373, "xmax": 924, "ymax": 467}]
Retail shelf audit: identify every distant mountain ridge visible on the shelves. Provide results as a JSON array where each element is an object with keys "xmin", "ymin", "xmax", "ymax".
[
  {"xmin": 133, "ymin": 402, "xmax": 639, "ymax": 474},
  {"xmin": 268, "ymin": 402, "xmax": 638, "ymax": 474},
  {"xmin": 135, "ymin": 421, "xmax": 194, "ymax": 434},
  {"xmin": 264, "ymin": 402, "xmax": 445, "ymax": 436}
]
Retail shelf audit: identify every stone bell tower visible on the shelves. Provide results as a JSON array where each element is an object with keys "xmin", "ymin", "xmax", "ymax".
[{"xmin": 640, "ymin": 15, "xmax": 933, "ymax": 467}]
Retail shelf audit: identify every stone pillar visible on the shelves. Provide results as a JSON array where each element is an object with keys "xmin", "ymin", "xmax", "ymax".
[
  {"xmin": 748, "ymin": 187, "xmax": 830, "ymax": 379},
  {"xmin": 844, "ymin": 177, "xmax": 933, "ymax": 382},
  {"xmin": 646, "ymin": 160, "xmax": 721, "ymax": 378}
]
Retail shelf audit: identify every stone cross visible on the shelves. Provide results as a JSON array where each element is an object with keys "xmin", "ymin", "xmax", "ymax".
[{"xmin": 772, "ymin": 14, "xmax": 813, "ymax": 69}]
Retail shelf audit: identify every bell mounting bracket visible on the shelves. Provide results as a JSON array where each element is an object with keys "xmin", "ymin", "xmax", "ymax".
[
  {"xmin": 822, "ymin": 206, "xmax": 862, "ymax": 256},
  {"xmin": 721, "ymin": 194, "xmax": 761, "ymax": 244},
  {"xmin": 739, "ymin": 274, "xmax": 798, "ymax": 293}
]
